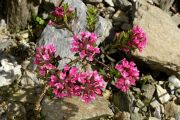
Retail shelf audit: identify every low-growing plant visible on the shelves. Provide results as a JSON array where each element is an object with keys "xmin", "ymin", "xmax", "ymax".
[
  {"xmin": 34, "ymin": 1, "xmax": 147, "ymax": 111},
  {"xmin": 86, "ymin": 5, "xmax": 98, "ymax": 32}
]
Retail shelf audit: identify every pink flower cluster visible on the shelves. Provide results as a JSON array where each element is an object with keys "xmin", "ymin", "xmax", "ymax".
[
  {"xmin": 71, "ymin": 32, "xmax": 100, "ymax": 61},
  {"xmin": 34, "ymin": 44, "xmax": 56, "ymax": 76},
  {"xmin": 52, "ymin": 6, "xmax": 74, "ymax": 18},
  {"xmin": 48, "ymin": 65, "xmax": 105, "ymax": 103},
  {"xmin": 115, "ymin": 58, "xmax": 139, "ymax": 92},
  {"xmin": 48, "ymin": 5, "xmax": 74, "ymax": 25},
  {"xmin": 131, "ymin": 25, "xmax": 147, "ymax": 52}
]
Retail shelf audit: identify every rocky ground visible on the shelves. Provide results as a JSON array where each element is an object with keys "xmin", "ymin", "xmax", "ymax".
[{"xmin": 0, "ymin": 0, "xmax": 180, "ymax": 120}]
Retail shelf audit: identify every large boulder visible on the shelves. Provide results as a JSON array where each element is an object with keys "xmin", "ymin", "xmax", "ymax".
[
  {"xmin": 38, "ymin": 0, "xmax": 112, "ymax": 68},
  {"xmin": 133, "ymin": 1, "xmax": 180, "ymax": 77},
  {"xmin": 42, "ymin": 96, "xmax": 113, "ymax": 120}
]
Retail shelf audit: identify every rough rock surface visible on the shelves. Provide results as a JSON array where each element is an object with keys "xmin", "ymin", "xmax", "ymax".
[
  {"xmin": 42, "ymin": 96, "xmax": 113, "ymax": 120},
  {"xmin": 0, "ymin": 55, "xmax": 22, "ymax": 87},
  {"xmin": 38, "ymin": 0, "xmax": 112, "ymax": 68},
  {"xmin": 6, "ymin": 0, "xmax": 30, "ymax": 31},
  {"xmin": 133, "ymin": 2, "xmax": 180, "ymax": 77}
]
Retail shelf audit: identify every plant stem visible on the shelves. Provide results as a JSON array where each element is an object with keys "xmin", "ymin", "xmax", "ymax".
[
  {"xmin": 94, "ymin": 58, "xmax": 110, "ymax": 70},
  {"xmin": 34, "ymin": 84, "xmax": 49, "ymax": 119}
]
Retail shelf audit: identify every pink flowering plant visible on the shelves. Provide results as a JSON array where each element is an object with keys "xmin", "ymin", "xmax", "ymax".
[
  {"xmin": 34, "ymin": 2, "xmax": 148, "ymax": 106},
  {"xmin": 48, "ymin": 2, "xmax": 77, "ymax": 27}
]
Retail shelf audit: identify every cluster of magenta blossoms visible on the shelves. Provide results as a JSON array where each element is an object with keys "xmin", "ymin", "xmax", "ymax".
[
  {"xmin": 115, "ymin": 58, "xmax": 139, "ymax": 92},
  {"xmin": 48, "ymin": 5, "xmax": 75, "ymax": 25},
  {"xmin": 116, "ymin": 25, "xmax": 147, "ymax": 53},
  {"xmin": 34, "ymin": 44, "xmax": 56, "ymax": 76},
  {"xmin": 34, "ymin": 44, "xmax": 104, "ymax": 103},
  {"xmin": 71, "ymin": 31, "xmax": 100, "ymax": 61},
  {"xmin": 131, "ymin": 26, "xmax": 147, "ymax": 52},
  {"xmin": 51, "ymin": 6, "xmax": 74, "ymax": 18},
  {"xmin": 48, "ymin": 65, "xmax": 105, "ymax": 103}
]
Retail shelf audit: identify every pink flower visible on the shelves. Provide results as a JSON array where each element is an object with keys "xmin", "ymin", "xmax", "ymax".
[
  {"xmin": 52, "ymin": 7, "xmax": 64, "ymax": 17},
  {"xmin": 34, "ymin": 43, "xmax": 57, "ymax": 77},
  {"xmin": 78, "ymin": 70, "xmax": 104, "ymax": 103},
  {"xmin": 115, "ymin": 58, "xmax": 139, "ymax": 92},
  {"xmin": 71, "ymin": 32, "xmax": 100, "ymax": 61},
  {"xmin": 131, "ymin": 26, "xmax": 147, "ymax": 52}
]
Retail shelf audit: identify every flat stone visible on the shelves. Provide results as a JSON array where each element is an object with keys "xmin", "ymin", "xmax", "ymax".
[
  {"xmin": 156, "ymin": 85, "xmax": 170, "ymax": 104},
  {"xmin": 133, "ymin": 2, "xmax": 180, "ymax": 78},
  {"xmin": 42, "ymin": 96, "xmax": 113, "ymax": 120},
  {"xmin": 150, "ymin": 99, "xmax": 161, "ymax": 108}
]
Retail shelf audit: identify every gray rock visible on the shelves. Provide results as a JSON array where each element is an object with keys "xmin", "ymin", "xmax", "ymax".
[
  {"xmin": 164, "ymin": 101, "xmax": 180, "ymax": 118},
  {"xmin": 6, "ymin": 0, "xmax": 30, "ymax": 32},
  {"xmin": 150, "ymin": 99, "xmax": 161, "ymax": 108},
  {"xmin": 133, "ymin": 2, "xmax": 180, "ymax": 78},
  {"xmin": 156, "ymin": 85, "xmax": 170, "ymax": 104},
  {"xmin": 121, "ymin": 23, "xmax": 132, "ymax": 30},
  {"xmin": 136, "ymin": 99, "xmax": 147, "ymax": 112},
  {"xmin": 85, "ymin": 0, "xmax": 103, "ymax": 3},
  {"xmin": 154, "ymin": 106, "xmax": 161, "ymax": 119},
  {"xmin": 20, "ymin": 71, "xmax": 42, "ymax": 87},
  {"xmin": 42, "ymin": 96, "xmax": 113, "ymax": 120},
  {"xmin": 112, "ymin": 10, "xmax": 129, "ymax": 26},
  {"xmin": 142, "ymin": 84, "xmax": 155, "ymax": 100},
  {"xmin": 104, "ymin": 0, "xmax": 114, "ymax": 6},
  {"xmin": 38, "ymin": 0, "xmax": 112, "ymax": 68},
  {"xmin": 168, "ymin": 75, "xmax": 180, "ymax": 88},
  {"xmin": 176, "ymin": 113, "xmax": 180, "ymax": 120},
  {"xmin": 0, "ymin": 19, "xmax": 6, "ymax": 29},
  {"xmin": 112, "ymin": 92, "xmax": 134, "ymax": 112},
  {"xmin": 0, "ymin": 55, "xmax": 22, "ymax": 87},
  {"xmin": 113, "ymin": 0, "xmax": 132, "ymax": 11}
]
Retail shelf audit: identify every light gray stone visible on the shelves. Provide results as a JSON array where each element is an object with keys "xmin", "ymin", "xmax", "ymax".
[
  {"xmin": 133, "ymin": 2, "xmax": 180, "ymax": 78},
  {"xmin": 85, "ymin": 0, "xmax": 103, "ymax": 3},
  {"xmin": 168, "ymin": 75, "xmax": 180, "ymax": 88},
  {"xmin": 104, "ymin": 0, "xmax": 114, "ymax": 6},
  {"xmin": 156, "ymin": 85, "xmax": 170, "ymax": 104},
  {"xmin": 42, "ymin": 96, "xmax": 113, "ymax": 120},
  {"xmin": 142, "ymin": 84, "xmax": 155, "ymax": 100},
  {"xmin": 113, "ymin": 0, "xmax": 132, "ymax": 11},
  {"xmin": 0, "ymin": 56, "xmax": 22, "ymax": 87},
  {"xmin": 112, "ymin": 92, "xmax": 134, "ymax": 112}
]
